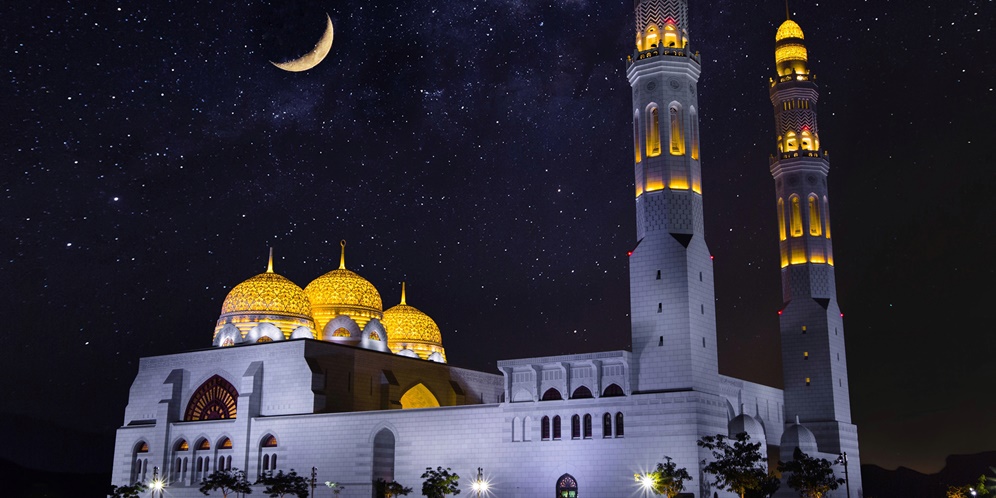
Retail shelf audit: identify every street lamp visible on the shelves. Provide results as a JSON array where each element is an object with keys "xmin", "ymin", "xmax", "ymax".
[
  {"xmin": 471, "ymin": 467, "xmax": 489, "ymax": 497},
  {"xmin": 834, "ymin": 452, "xmax": 851, "ymax": 498},
  {"xmin": 149, "ymin": 466, "xmax": 166, "ymax": 498},
  {"xmin": 639, "ymin": 473, "xmax": 656, "ymax": 493},
  {"xmin": 971, "ymin": 488, "xmax": 978, "ymax": 498}
]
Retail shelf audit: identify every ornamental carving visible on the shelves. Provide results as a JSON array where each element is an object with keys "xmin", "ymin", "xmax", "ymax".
[
  {"xmin": 305, "ymin": 269, "xmax": 383, "ymax": 311},
  {"xmin": 383, "ymin": 304, "xmax": 443, "ymax": 345},
  {"xmin": 220, "ymin": 272, "xmax": 312, "ymax": 317},
  {"xmin": 184, "ymin": 375, "xmax": 238, "ymax": 421}
]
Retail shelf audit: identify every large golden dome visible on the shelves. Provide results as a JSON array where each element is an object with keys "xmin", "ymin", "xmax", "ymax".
[
  {"xmin": 304, "ymin": 241, "xmax": 383, "ymax": 334},
  {"xmin": 214, "ymin": 251, "xmax": 315, "ymax": 343},
  {"xmin": 383, "ymin": 283, "xmax": 446, "ymax": 362}
]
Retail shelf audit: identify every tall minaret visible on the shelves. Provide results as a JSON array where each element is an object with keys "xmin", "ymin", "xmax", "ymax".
[
  {"xmin": 769, "ymin": 15, "xmax": 862, "ymax": 494},
  {"xmin": 626, "ymin": 0, "xmax": 718, "ymax": 394}
]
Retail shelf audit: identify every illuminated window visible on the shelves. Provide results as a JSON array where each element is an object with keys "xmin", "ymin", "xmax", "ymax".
[
  {"xmin": 804, "ymin": 352, "xmax": 809, "ymax": 360},
  {"xmin": 369, "ymin": 331, "xmax": 381, "ymax": 341},
  {"xmin": 785, "ymin": 132, "xmax": 798, "ymax": 151},
  {"xmin": 542, "ymin": 416, "xmax": 551, "ymax": 440},
  {"xmin": 256, "ymin": 336, "xmax": 272, "ymax": 343},
  {"xmin": 823, "ymin": 197, "xmax": 831, "ymax": 238},
  {"xmin": 808, "ymin": 195, "xmax": 822, "ymax": 236},
  {"xmin": 602, "ymin": 413, "xmax": 612, "ymax": 438},
  {"xmin": 198, "ymin": 439, "xmax": 210, "ymax": 451},
  {"xmin": 615, "ymin": 412, "xmax": 625, "ymax": 437},
  {"xmin": 690, "ymin": 107, "xmax": 699, "ymax": 159},
  {"xmin": 220, "ymin": 438, "xmax": 232, "ymax": 449},
  {"xmin": 221, "ymin": 337, "xmax": 234, "ymax": 347},
  {"xmin": 777, "ymin": 198, "xmax": 786, "ymax": 241},
  {"xmin": 132, "ymin": 441, "xmax": 149, "ymax": 484},
  {"xmin": 184, "ymin": 375, "xmax": 238, "ymax": 421},
  {"xmin": 571, "ymin": 415, "xmax": 581, "ymax": 439},
  {"xmin": 790, "ymin": 195, "xmax": 803, "ymax": 237},
  {"xmin": 176, "ymin": 440, "xmax": 189, "ymax": 451},
  {"xmin": 646, "ymin": 106, "xmax": 661, "ymax": 157},
  {"xmin": 633, "ymin": 112, "xmax": 641, "ymax": 163},
  {"xmin": 262, "ymin": 435, "xmax": 278, "ymax": 448},
  {"xmin": 805, "ymin": 378, "xmax": 811, "ymax": 386},
  {"xmin": 801, "ymin": 130, "xmax": 814, "ymax": 150},
  {"xmin": 583, "ymin": 414, "xmax": 592, "ymax": 439},
  {"xmin": 557, "ymin": 474, "xmax": 579, "ymax": 498},
  {"xmin": 663, "ymin": 23, "xmax": 678, "ymax": 47},
  {"xmin": 332, "ymin": 327, "xmax": 351, "ymax": 338},
  {"xmin": 553, "ymin": 416, "xmax": 562, "ymax": 440},
  {"xmin": 669, "ymin": 106, "xmax": 685, "ymax": 155},
  {"xmin": 644, "ymin": 24, "xmax": 659, "ymax": 48}
]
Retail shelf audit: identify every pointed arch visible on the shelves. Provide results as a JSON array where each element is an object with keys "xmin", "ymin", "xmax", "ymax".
[
  {"xmin": 556, "ymin": 473, "xmax": 579, "ymax": 498},
  {"xmin": 800, "ymin": 130, "xmax": 814, "ymax": 150},
  {"xmin": 583, "ymin": 414, "xmax": 592, "ymax": 439},
  {"xmin": 690, "ymin": 106, "xmax": 699, "ymax": 160},
  {"xmin": 571, "ymin": 414, "xmax": 581, "ymax": 439},
  {"xmin": 785, "ymin": 131, "xmax": 798, "ymax": 151},
  {"xmin": 523, "ymin": 415, "xmax": 533, "ymax": 441},
  {"xmin": 570, "ymin": 386, "xmax": 593, "ymax": 399},
  {"xmin": 646, "ymin": 104, "xmax": 661, "ymax": 157},
  {"xmin": 808, "ymin": 194, "xmax": 822, "ymax": 236},
  {"xmin": 601, "ymin": 383, "xmax": 624, "ymax": 397},
  {"xmin": 633, "ymin": 110, "xmax": 642, "ymax": 163},
  {"xmin": 542, "ymin": 416, "xmax": 551, "ymax": 440},
  {"xmin": 372, "ymin": 428, "xmax": 396, "ymax": 484},
  {"xmin": 541, "ymin": 388, "xmax": 563, "ymax": 401},
  {"xmin": 615, "ymin": 412, "xmax": 625, "ymax": 437},
  {"xmin": 184, "ymin": 375, "xmax": 238, "ymax": 421},
  {"xmin": 512, "ymin": 416, "xmax": 522, "ymax": 442},
  {"xmin": 669, "ymin": 104, "xmax": 685, "ymax": 155},
  {"xmin": 399, "ymin": 382, "xmax": 440, "ymax": 409},
  {"xmin": 602, "ymin": 413, "xmax": 612, "ymax": 438},
  {"xmin": 777, "ymin": 198, "xmax": 787, "ymax": 241},
  {"xmin": 823, "ymin": 196, "xmax": 832, "ymax": 239},
  {"xmin": 553, "ymin": 415, "xmax": 562, "ymax": 440},
  {"xmin": 789, "ymin": 195, "xmax": 803, "ymax": 237}
]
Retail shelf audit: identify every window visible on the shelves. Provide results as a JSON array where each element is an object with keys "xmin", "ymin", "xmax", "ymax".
[
  {"xmin": 633, "ymin": 112, "xmax": 642, "ymax": 163},
  {"xmin": 571, "ymin": 415, "xmax": 581, "ymax": 439},
  {"xmin": 542, "ymin": 388, "xmax": 563, "ymax": 401},
  {"xmin": 184, "ymin": 375, "xmax": 238, "ymax": 421},
  {"xmin": 583, "ymin": 414, "xmax": 592, "ymax": 439},
  {"xmin": 262, "ymin": 454, "xmax": 270, "ymax": 471},
  {"xmin": 553, "ymin": 416, "xmax": 562, "ymax": 440},
  {"xmin": 804, "ymin": 352, "xmax": 809, "ymax": 360},
  {"xmin": 647, "ymin": 106, "xmax": 661, "ymax": 157},
  {"xmin": 656, "ymin": 270, "xmax": 661, "ymax": 280},
  {"xmin": 690, "ymin": 107, "xmax": 700, "ymax": 160},
  {"xmin": 571, "ymin": 386, "xmax": 593, "ymax": 399},
  {"xmin": 808, "ymin": 195, "xmax": 822, "ymax": 236},
  {"xmin": 542, "ymin": 416, "xmax": 551, "ymax": 440},
  {"xmin": 669, "ymin": 106, "xmax": 684, "ymax": 155},
  {"xmin": 602, "ymin": 384, "xmax": 624, "ymax": 397},
  {"xmin": 262, "ymin": 435, "xmax": 277, "ymax": 448},
  {"xmin": 602, "ymin": 413, "xmax": 612, "ymax": 438},
  {"xmin": 615, "ymin": 412, "xmax": 625, "ymax": 437},
  {"xmin": 824, "ymin": 197, "xmax": 832, "ymax": 238},
  {"xmin": 512, "ymin": 416, "xmax": 521, "ymax": 442},
  {"xmin": 219, "ymin": 437, "xmax": 232, "ymax": 449},
  {"xmin": 805, "ymin": 377, "xmax": 811, "ymax": 386},
  {"xmin": 198, "ymin": 439, "xmax": 210, "ymax": 450},
  {"xmin": 790, "ymin": 195, "xmax": 803, "ymax": 237},
  {"xmin": 777, "ymin": 198, "xmax": 786, "ymax": 241},
  {"xmin": 557, "ymin": 473, "xmax": 579, "ymax": 498}
]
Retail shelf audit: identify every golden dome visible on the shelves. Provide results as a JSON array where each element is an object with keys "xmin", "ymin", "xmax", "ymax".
[
  {"xmin": 774, "ymin": 19, "xmax": 808, "ymax": 77},
  {"xmin": 214, "ymin": 250, "xmax": 315, "ymax": 342},
  {"xmin": 304, "ymin": 241, "xmax": 383, "ymax": 334},
  {"xmin": 775, "ymin": 19, "xmax": 804, "ymax": 42},
  {"xmin": 383, "ymin": 283, "xmax": 446, "ymax": 362}
]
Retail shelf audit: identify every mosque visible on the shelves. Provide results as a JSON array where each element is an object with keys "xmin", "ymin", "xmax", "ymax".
[{"xmin": 110, "ymin": 1, "xmax": 863, "ymax": 496}]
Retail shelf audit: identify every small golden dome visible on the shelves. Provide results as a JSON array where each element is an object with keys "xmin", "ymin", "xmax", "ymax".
[
  {"xmin": 383, "ymin": 283, "xmax": 446, "ymax": 362},
  {"xmin": 305, "ymin": 241, "xmax": 383, "ymax": 334},
  {"xmin": 775, "ymin": 19, "xmax": 804, "ymax": 42}
]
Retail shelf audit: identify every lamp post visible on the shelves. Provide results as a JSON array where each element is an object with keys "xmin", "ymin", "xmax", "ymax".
[
  {"xmin": 834, "ymin": 452, "xmax": 850, "ymax": 498},
  {"xmin": 471, "ymin": 467, "xmax": 489, "ymax": 497},
  {"xmin": 149, "ymin": 466, "xmax": 165, "ymax": 498},
  {"xmin": 310, "ymin": 467, "xmax": 317, "ymax": 498}
]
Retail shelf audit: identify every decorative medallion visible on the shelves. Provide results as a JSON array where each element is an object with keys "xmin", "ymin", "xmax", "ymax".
[
  {"xmin": 646, "ymin": 81, "xmax": 657, "ymax": 91},
  {"xmin": 788, "ymin": 175, "xmax": 799, "ymax": 186},
  {"xmin": 669, "ymin": 78, "xmax": 681, "ymax": 89},
  {"xmin": 807, "ymin": 174, "xmax": 817, "ymax": 185}
]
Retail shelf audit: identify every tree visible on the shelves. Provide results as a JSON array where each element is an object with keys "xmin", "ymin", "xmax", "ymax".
[
  {"xmin": 200, "ymin": 468, "xmax": 253, "ymax": 498},
  {"xmin": 698, "ymin": 432, "xmax": 780, "ymax": 498},
  {"xmin": 777, "ymin": 447, "xmax": 843, "ymax": 498},
  {"xmin": 421, "ymin": 466, "xmax": 461, "ymax": 498},
  {"xmin": 255, "ymin": 469, "xmax": 309, "ymax": 498},
  {"xmin": 635, "ymin": 456, "xmax": 693, "ymax": 497},
  {"xmin": 109, "ymin": 482, "xmax": 147, "ymax": 498},
  {"xmin": 376, "ymin": 478, "xmax": 413, "ymax": 498}
]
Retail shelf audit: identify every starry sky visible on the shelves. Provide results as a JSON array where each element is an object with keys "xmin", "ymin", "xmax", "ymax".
[{"xmin": 2, "ymin": 0, "xmax": 993, "ymax": 476}]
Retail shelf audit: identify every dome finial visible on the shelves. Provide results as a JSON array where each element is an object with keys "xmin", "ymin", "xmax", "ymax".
[
  {"xmin": 267, "ymin": 247, "xmax": 274, "ymax": 273},
  {"xmin": 785, "ymin": 0, "xmax": 790, "ymax": 20},
  {"xmin": 339, "ymin": 240, "xmax": 346, "ymax": 270},
  {"xmin": 400, "ymin": 282, "xmax": 407, "ymax": 305}
]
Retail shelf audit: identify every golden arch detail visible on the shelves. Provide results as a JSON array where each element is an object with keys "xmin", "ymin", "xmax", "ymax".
[
  {"xmin": 184, "ymin": 375, "xmax": 238, "ymax": 421},
  {"xmin": 400, "ymin": 383, "xmax": 440, "ymax": 409}
]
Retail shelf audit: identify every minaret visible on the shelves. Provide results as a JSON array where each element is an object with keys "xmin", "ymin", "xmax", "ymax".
[
  {"xmin": 769, "ymin": 15, "xmax": 862, "ymax": 494},
  {"xmin": 626, "ymin": 0, "xmax": 718, "ymax": 393}
]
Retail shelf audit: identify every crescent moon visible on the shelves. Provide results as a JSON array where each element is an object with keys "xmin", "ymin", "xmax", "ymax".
[{"xmin": 270, "ymin": 14, "xmax": 334, "ymax": 72}]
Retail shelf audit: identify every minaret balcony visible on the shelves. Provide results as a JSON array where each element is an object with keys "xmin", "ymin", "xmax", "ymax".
[
  {"xmin": 769, "ymin": 149, "xmax": 828, "ymax": 165},
  {"xmin": 627, "ymin": 46, "xmax": 700, "ymax": 67}
]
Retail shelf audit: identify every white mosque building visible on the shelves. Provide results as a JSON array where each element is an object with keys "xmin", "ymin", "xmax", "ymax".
[{"xmin": 110, "ymin": 1, "xmax": 862, "ymax": 496}]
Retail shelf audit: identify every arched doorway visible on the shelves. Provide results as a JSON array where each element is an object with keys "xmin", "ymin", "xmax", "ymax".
[
  {"xmin": 372, "ymin": 429, "xmax": 396, "ymax": 487},
  {"xmin": 556, "ymin": 473, "xmax": 578, "ymax": 497}
]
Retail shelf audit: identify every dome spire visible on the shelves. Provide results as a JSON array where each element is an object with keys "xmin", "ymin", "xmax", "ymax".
[
  {"xmin": 785, "ymin": 0, "xmax": 790, "ymax": 20},
  {"xmin": 400, "ymin": 282, "xmax": 407, "ymax": 305},
  {"xmin": 267, "ymin": 247, "xmax": 274, "ymax": 273},
  {"xmin": 339, "ymin": 240, "xmax": 346, "ymax": 270}
]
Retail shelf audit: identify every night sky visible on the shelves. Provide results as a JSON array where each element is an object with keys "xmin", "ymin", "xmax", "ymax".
[{"xmin": 3, "ymin": 0, "xmax": 993, "ymax": 476}]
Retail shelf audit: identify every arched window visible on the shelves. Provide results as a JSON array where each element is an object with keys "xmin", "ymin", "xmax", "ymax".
[
  {"xmin": 669, "ymin": 106, "xmax": 685, "ymax": 155},
  {"xmin": 647, "ymin": 105, "xmax": 661, "ymax": 157},
  {"xmin": 601, "ymin": 384, "xmax": 624, "ymax": 397},
  {"xmin": 823, "ymin": 196, "xmax": 832, "ymax": 239},
  {"xmin": 690, "ymin": 107, "xmax": 699, "ymax": 160},
  {"xmin": 808, "ymin": 195, "xmax": 822, "ymax": 236},
  {"xmin": 523, "ymin": 416, "xmax": 533, "ymax": 442},
  {"xmin": 663, "ymin": 22, "xmax": 679, "ymax": 48},
  {"xmin": 643, "ymin": 24, "xmax": 659, "ymax": 49},
  {"xmin": 633, "ymin": 112, "xmax": 642, "ymax": 163},
  {"xmin": 556, "ymin": 473, "xmax": 579, "ymax": 498},
  {"xmin": 583, "ymin": 414, "xmax": 592, "ymax": 439},
  {"xmin": 777, "ymin": 198, "xmax": 787, "ymax": 241},
  {"xmin": 219, "ymin": 437, "xmax": 232, "ymax": 449},
  {"xmin": 372, "ymin": 429, "xmax": 396, "ymax": 485},
  {"xmin": 260, "ymin": 434, "xmax": 278, "ymax": 476},
  {"xmin": 132, "ymin": 441, "xmax": 149, "ymax": 484},
  {"xmin": 541, "ymin": 388, "xmax": 563, "ymax": 401},
  {"xmin": 570, "ymin": 386, "xmax": 593, "ymax": 399},
  {"xmin": 541, "ymin": 416, "xmax": 551, "ymax": 440},
  {"xmin": 262, "ymin": 454, "xmax": 270, "ymax": 471},
  {"xmin": 571, "ymin": 415, "xmax": 581, "ymax": 439},
  {"xmin": 262, "ymin": 435, "xmax": 278, "ymax": 448},
  {"xmin": 785, "ymin": 131, "xmax": 798, "ymax": 151},
  {"xmin": 512, "ymin": 416, "xmax": 521, "ymax": 442},
  {"xmin": 801, "ymin": 130, "xmax": 814, "ymax": 150},
  {"xmin": 615, "ymin": 412, "xmax": 625, "ymax": 437},
  {"xmin": 198, "ymin": 439, "xmax": 210, "ymax": 451},
  {"xmin": 790, "ymin": 195, "xmax": 803, "ymax": 237},
  {"xmin": 553, "ymin": 415, "xmax": 562, "ymax": 440},
  {"xmin": 184, "ymin": 375, "xmax": 238, "ymax": 421},
  {"xmin": 400, "ymin": 383, "xmax": 440, "ymax": 409},
  {"xmin": 602, "ymin": 413, "xmax": 612, "ymax": 438}
]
